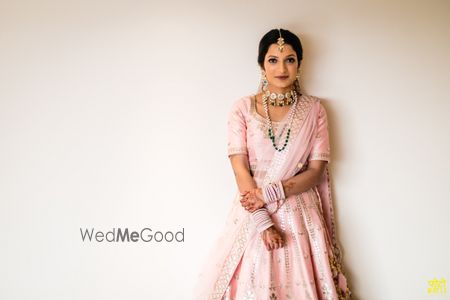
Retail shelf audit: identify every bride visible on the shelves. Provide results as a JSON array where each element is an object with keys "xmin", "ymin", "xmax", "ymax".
[{"xmin": 194, "ymin": 28, "xmax": 352, "ymax": 300}]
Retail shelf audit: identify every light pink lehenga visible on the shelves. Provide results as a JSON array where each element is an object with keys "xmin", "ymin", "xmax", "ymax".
[{"xmin": 193, "ymin": 94, "xmax": 352, "ymax": 300}]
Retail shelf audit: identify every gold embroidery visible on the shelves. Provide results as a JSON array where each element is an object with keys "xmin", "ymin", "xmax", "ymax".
[
  {"xmin": 309, "ymin": 188, "xmax": 352, "ymax": 300},
  {"xmin": 301, "ymin": 191, "xmax": 333, "ymax": 300},
  {"xmin": 279, "ymin": 204, "xmax": 292, "ymax": 293},
  {"xmin": 249, "ymin": 235, "xmax": 264, "ymax": 286},
  {"xmin": 228, "ymin": 147, "xmax": 248, "ymax": 156},
  {"xmin": 309, "ymin": 152, "xmax": 330, "ymax": 161},
  {"xmin": 210, "ymin": 217, "xmax": 252, "ymax": 300}
]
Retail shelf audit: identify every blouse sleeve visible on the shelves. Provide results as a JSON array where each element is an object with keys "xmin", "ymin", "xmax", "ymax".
[
  {"xmin": 227, "ymin": 100, "xmax": 248, "ymax": 157},
  {"xmin": 308, "ymin": 102, "xmax": 331, "ymax": 162}
]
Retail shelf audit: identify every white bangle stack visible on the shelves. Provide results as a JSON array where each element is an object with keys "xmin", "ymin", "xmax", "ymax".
[
  {"xmin": 251, "ymin": 208, "xmax": 274, "ymax": 233},
  {"xmin": 262, "ymin": 181, "xmax": 286, "ymax": 204}
]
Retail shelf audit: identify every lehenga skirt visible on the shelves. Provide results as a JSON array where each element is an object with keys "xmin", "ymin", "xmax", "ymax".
[{"xmin": 223, "ymin": 187, "xmax": 350, "ymax": 300}]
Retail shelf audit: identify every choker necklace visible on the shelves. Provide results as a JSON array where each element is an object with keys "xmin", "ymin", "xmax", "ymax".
[
  {"xmin": 264, "ymin": 89, "xmax": 295, "ymax": 107},
  {"xmin": 262, "ymin": 90, "xmax": 298, "ymax": 152}
]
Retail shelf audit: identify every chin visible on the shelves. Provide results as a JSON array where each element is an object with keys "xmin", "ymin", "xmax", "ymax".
[{"xmin": 271, "ymin": 82, "xmax": 295, "ymax": 89}]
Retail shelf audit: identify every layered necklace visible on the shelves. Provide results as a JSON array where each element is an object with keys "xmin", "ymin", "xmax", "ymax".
[{"xmin": 262, "ymin": 89, "xmax": 298, "ymax": 152}]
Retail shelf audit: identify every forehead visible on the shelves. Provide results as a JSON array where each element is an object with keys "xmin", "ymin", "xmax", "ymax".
[{"xmin": 266, "ymin": 43, "xmax": 297, "ymax": 57}]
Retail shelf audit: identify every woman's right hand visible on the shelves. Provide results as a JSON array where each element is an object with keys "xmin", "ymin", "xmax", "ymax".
[
  {"xmin": 261, "ymin": 226, "xmax": 284, "ymax": 251},
  {"xmin": 240, "ymin": 188, "xmax": 265, "ymax": 213}
]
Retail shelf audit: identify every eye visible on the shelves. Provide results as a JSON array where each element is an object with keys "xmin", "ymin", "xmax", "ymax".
[
  {"xmin": 287, "ymin": 57, "xmax": 296, "ymax": 63},
  {"xmin": 268, "ymin": 58, "xmax": 277, "ymax": 64}
]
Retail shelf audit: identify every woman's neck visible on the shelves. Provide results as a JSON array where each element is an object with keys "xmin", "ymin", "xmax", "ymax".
[{"xmin": 266, "ymin": 84, "xmax": 294, "ymax": 94}]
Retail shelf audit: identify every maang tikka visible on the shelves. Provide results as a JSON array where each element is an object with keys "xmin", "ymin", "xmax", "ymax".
[{"xmin": 277, "ymin": 28, "xmax": 285, "ymax": 52}]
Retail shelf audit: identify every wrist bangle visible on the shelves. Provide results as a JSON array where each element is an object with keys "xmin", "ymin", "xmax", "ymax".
[
  {"xmin": 251, "ymin": 208, "xmax": 274, "ymax": 233},
  {"xmin": 262, "ymin": 181, "xmax": 286, "ymax": 204}
]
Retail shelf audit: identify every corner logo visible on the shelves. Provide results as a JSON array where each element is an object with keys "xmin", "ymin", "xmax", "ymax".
[{"xmin": 428, "ymin": 278, "xmax": 447, "ymax": 296}]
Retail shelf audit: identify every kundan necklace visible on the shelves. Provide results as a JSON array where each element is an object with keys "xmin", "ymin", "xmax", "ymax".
[
  {"xmin": 264, "ymin": 89, "xmax": 295, "ymax": 107},
  {"xmin": 262, "ymin": 89, "xmax": 298, "ymax": 152}
]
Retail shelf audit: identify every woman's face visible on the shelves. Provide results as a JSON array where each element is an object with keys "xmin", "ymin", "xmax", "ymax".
[{"xmin": 263, "ymin": 43, "xmax": 299, "ymax": 93}]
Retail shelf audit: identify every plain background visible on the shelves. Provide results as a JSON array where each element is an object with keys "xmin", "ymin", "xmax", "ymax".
[{"xmin": 1, "ymin": 0, "xmax": 449, "ymax": 299}]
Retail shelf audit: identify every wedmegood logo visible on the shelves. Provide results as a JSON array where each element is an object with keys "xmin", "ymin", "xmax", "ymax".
[{"xmin": 79, "ymin": 227, "xmax": 185, "ymax": 243}]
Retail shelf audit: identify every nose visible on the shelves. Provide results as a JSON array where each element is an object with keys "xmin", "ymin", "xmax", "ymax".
[{"xmin": 278, "ymin": 61, "xmax": 287, "ymax": 73}]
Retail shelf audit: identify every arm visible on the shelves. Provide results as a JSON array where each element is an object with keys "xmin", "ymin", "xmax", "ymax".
[
  {"xmin": 228, "ymin": 154, "xmax": 266, "ymax": 213},
  {"xmin": 228, "ymin": 153, "xmax": 271, "ymax": 229},
  {"xmin": 229, "ymin": 153, "xmax": 284, "ymax": 251},
  {"xmin": 228, "ymin": 154, "xmax": 257, "ymax": 194},
  {"xmin": 281, "ymin": 160, "xmax": 327, "ymax": 198},
  {"xmin": 226, "ymin": 99, "xmax": 262, "ymax": 208},
  {"xmin": 226, "ymin": 99, "xmax": 283, "ymax": 250}
]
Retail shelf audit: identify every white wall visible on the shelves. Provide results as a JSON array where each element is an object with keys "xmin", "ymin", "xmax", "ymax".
[{"xmin": 1, "ymin": 0, "xmax": 449, "ymax": 299}]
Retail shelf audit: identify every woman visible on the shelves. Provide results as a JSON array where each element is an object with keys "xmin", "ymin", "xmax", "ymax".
[{"xmin": 194, "ymin": 28, "xmax": 352, "ymax": 300}]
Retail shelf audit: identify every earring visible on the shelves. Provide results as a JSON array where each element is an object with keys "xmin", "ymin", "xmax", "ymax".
[
  {"xmin": 295, "ymin": 72, "xmax": 301, "ymax": 94},
  {"xmin": 261, "ymin": 70, "xmax": 268, "ymax": 91}
]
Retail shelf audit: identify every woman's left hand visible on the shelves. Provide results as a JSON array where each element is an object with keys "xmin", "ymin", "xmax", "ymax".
[{"xmin": 240, "ymin": 188, "xmax": 265, "ymax": 213}]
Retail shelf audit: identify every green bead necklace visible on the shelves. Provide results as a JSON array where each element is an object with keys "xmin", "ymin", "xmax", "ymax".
[{"xmin": 262, "ymin": 90, "xmax": 298, "ymax": 152}]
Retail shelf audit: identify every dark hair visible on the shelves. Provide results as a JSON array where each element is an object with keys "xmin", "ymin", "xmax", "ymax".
[{"xmin": 257, "ymin": 28, "xmax": 303, "ymax": 70}]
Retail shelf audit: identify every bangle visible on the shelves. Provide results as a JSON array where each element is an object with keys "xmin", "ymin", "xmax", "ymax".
[
  {"xmin": 262, "ymin": 181, "xmax": 286, "ymax": 204},
  {"xmin": 251, "ymin": 208, "xmax": 274, "ymax": 233}
]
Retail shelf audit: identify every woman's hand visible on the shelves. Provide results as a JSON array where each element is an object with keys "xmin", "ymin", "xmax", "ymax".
[
  {"xmin": 261, "ymin": 226, "xmax": 284, "ymax": 251},
  {"xmin": 240, "ymin": 188, "xmax": 265, "ymax": 213}
]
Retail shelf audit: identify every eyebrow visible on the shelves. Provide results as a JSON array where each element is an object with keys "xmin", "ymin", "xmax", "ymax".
[{"xmin": 267, "ymin": 54, "xmax": 296, "ymax": 58}]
